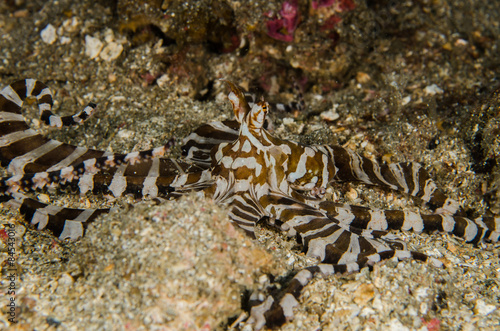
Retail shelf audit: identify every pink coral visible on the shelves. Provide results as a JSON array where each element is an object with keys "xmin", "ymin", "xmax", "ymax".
[{"xmin": 266, "ymin": 0, "xmax": 299, "ymax": 42}]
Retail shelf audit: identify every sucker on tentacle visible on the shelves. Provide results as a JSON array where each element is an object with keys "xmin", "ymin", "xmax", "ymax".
[{"xmin": 0, "ymin": 79, "xmax": 498, "ymax": 329}]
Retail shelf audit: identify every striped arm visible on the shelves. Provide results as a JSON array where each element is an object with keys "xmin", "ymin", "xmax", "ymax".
[
  {"xmin": 246, "ymin": 249, "xmax": 440, "ymax": 329},
  {"xmin": 0, "ymin": 79, "xmax": 105, "ymax": 174},
  {"xmin": 1, "ymin": 79, "xmax": 96, "ymax": 128},
  {"xmin": 1, "ymin": 146, "xmax": 172, "ymax": 193},
  {"xmin": 318, "ymin": 201, "xmax": 500, "ymax": 244},
  {"xmin": 84, "ymin": 168, "xmax": 213, "ymax": 199},
  {"xmin": 227, "ymin": 192, "xmax": 266, "ymax": 238},
  {"xmin": 318, "ymin": 145, "xmax": 462, "ymax": 215},
  {"xmin": 3, "ymin": 193, "xmax": 109, "ymax": 240},
  {"xmin": 181, "ymin": 120, "xmax": 239, "ymax": 168},
  {"xmin": 1, "ymin": 156, "xmax": 209, "ymax": 199},
  {"xmin": 260, "ymin": 192, "xmax": 407, "ymax": 264}
]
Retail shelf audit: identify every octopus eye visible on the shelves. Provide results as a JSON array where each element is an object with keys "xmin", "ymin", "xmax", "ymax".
[
  {"xmin": 255, "ymin": 101, "xmax": 268, "ymax": 115},
  {"xmin": 262, "ymin": 103, "xmax": 268, "ymax": 113}
]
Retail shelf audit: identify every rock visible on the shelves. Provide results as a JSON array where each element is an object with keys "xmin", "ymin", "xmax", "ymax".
[
  {"xmin": 320, "ymin": 109, "xmax": 340, "ymax": 122},
  {"xmin": 40, "ymin": 24, "xmax": 57, "ymax": 44},
  {"xmin": 424, "ymin": 84, "xmax": 444, "ymax": 96},
  {"xmin": 100, "ymin": 42, "xmax": 123, "ymax": 61},
  {"xmin": 85, "ymin": 35, "xmax": 104, "ymax": 59},
  {"xmin": 474, "ymin": 299, "xmax": 496, "ymax": 316}
]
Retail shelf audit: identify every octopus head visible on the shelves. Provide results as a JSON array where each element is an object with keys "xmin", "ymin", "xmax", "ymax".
[{"xmin": 221, "ymin": 79, "xmax": 270, "ymax": 135}]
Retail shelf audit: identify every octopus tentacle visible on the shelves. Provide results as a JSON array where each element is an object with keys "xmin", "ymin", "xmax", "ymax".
[
  {"xmin": 260, "ymin": 191, "xmax": 407, "ymax": 263},
  {"xmin": 318, "ymin": 201, "xmax": 500, "ymax": 245},
  {"xmin": 181, "ymin": 120, "xmax": 239, "ymax": 168},
  {"xmin": 0, "ymin": 79, "xmax": 103, "ymax": 174},
  {"xmin": 2, "ymin": 192, "xmax": 109, "ymax": 240}
]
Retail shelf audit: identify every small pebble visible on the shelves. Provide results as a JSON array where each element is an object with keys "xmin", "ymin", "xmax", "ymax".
[
  {"xmin": 320, "ymin": 110, "xmax": 340, "ymax": 122},
  {"xmin": 401, "ymin": 96, "xmax": 411, "ymax": 105},
  {"xmin": 37, "ymin": 194, "xmax": 50, "ymax": 204},
  {"xmin": 424, "ymin": 84, "xmax": 444, "ymax": 96},
  {"xmin": 474, "ymin": 299, "xmax": 496, "ymax": 316},
  {"xmin": 117, "ymin": 129, "xmax": 135, "ymax": 139},
  {"xmin": 346, "ymin": 187, "xmax": 358, "ymax": 201},
  {"xmin": 60, "ymin": 36, "xmax": 71, "ymax": 44},
  {"xmin": 100, "ymin": 42, "xmax": 123, "ymax": 61},
  {"xmin": 356, "ymin": 71, "xmax": 371, "ymax": 84},
  {"xmin": 40, "ymin": 24, "xmax": 57, "ymax": 44},
  {"xmin": 85, "ymin": 35, "xmax": 104, "ymax": 59},
  {"xmin": 104, "ymin": 28, "xmax": 115, "ymax": 43},
  {"xmin": 455, "ymin": 38, "xmax": 469, "ymax": 46}
]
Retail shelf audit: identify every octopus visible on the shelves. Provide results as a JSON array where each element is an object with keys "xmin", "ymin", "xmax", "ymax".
[{"xmin": 0, "ymin": 79, "xmax": 499, "ymax": 329}]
